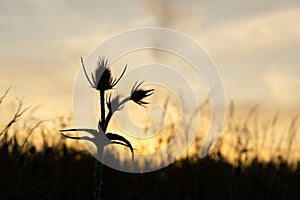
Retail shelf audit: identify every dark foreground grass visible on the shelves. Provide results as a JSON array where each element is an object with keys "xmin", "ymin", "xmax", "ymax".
[
  {"xmin": 0, "ymin": 90, "xmax": 299, "ymax": 200},
  {"xmin": 0, "ymin": 143, "xmax": 299, "ymax": 200}
]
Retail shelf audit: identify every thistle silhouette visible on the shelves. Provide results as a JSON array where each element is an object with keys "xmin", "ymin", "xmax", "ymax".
[{"xmin": 60, "ymin": 56, "xmax": 153, "ymax": 200}]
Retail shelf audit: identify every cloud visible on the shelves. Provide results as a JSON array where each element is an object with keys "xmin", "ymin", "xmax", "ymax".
[
  {"xmin": 263, "ymin": 68, "xmax": 300, "ymax": 105},
  {"xmin": 130, "ymin": 0, "xmax": 300, "ymax": 108},
  {"xmin": 200, "ymin": 6, "xmax": 300, "ymax": 58},
  {"xmin": 140, "ymin": 0, "xmax": 203, "ymax": 28},
  {"xmin": 130, "ymin": 15, "xmax": 156, "ymax": 27},
  {"xmin": 1, "ymin": 0, "xmax": 299, "ymax": 118}
]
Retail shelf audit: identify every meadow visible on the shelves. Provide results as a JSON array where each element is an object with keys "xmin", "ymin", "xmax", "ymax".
[{"xmin": 0, "ymin": 89, "xmax": 299, "ymax": 200}]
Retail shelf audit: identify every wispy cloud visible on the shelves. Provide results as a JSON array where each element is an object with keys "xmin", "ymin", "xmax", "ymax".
[
  {"xmin": 200, "ymin": 6, "xmax": 300, "ymax": 58},
  {"xmin": 0, "ymin": 0, "xmax": 299, "ymax": 119},
  {"xmin": 140, "ymin": 0, "xmax": 202, "ymax": 28}
]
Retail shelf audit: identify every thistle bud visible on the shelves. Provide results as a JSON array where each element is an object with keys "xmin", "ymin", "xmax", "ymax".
[
  {"xmin": 81, "ymin": 57, "xmax": 127, "ymax": 91},
  {"xmin": 130, "ymin": 81, "xmax": 154, "ymax": 107}
]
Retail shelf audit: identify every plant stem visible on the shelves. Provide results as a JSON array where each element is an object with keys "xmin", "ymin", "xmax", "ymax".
[
  {"xmin": 94, "ymin": 150, "xmax": 104, "ymax": 200},
  {"xmin": 94, "ymin": 89, "xmax": 106, "ymax": 200},
  {"xmin": 100, "ymin": 90, "xmax": 105, "ymax": 130}
]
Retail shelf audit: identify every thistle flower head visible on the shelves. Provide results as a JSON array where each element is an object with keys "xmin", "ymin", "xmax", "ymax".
[
  {"xmin": 106, "ymin": 93, "xmax": 125, "ymax": 112},
  {"xmin": 81, "ymin": 57, "xmax": 127, "ymax": 91},
  {"xmin": 130, "ymin": 81, "xmax": 154, "ymax": 107}
]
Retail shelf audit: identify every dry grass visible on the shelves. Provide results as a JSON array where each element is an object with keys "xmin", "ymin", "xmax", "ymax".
[{"xmin": 0, "ymin": 88, "xmax": 300, "ymax": 199}]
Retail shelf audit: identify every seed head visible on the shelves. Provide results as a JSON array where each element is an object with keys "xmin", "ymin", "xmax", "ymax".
[
  {"xmin": 130, "ymin": 81, "xmax": 154, "ymax": 107},
  {"xmin": 81, "ymin": 57, "xmax": 127, "ymax": 91}
]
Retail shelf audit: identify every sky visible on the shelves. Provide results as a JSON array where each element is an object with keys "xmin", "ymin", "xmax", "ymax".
[{"xmin": 0, "ymin": 0, "xmax": 300, "ymax": 120}]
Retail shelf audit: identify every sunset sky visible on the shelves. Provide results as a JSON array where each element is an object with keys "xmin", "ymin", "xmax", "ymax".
[{"xmin": 1, "ymin": 0, "xmax": 300, "ymax": 120}]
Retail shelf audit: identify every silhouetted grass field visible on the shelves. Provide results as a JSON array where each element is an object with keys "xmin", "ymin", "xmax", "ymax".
[
  {"xmin": 0, "ymin": 90, "xmax": 299, "ymax": 200},
  {"xmin": 1, "ymin": 138, "xmax": 300, "ymax": 200}
]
